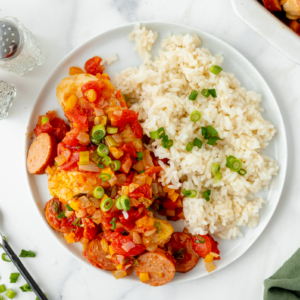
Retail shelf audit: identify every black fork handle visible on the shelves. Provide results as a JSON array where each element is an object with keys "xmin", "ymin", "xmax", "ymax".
[{"xmin": 1, "ymin": 238, "xmax": 48, "ymax": 300}]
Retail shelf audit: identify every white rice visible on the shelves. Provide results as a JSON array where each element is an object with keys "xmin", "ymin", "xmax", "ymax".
[
  {"xmin": 101, "ymin": 53, "xmax": 118, "ymax": 65},
  {"xmin": 113, "ymin": 25, "xmax": 279, "ymax": 239}
]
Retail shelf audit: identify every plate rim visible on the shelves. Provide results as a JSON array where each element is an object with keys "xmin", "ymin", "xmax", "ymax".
[{"xmin": 24, "ymin": 20, "xmax": 288, "ymax": 284}]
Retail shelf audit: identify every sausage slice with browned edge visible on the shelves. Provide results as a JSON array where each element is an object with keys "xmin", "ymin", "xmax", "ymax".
[
  {"xmin": 165, "ymin": 232, "xmax": 199, "ymax": 273},
  {"xmin": 83, "ymin": 234, "xmax": 117, "ymax": 271},
  {"xmin": 135, "ymin": 249, "xmax": 176, "ymax": 286},
  {"xmin": 27, "ymin": 132, "xmax": 57, "ymax": 174}
]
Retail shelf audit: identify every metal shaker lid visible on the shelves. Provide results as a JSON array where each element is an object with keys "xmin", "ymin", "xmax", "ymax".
[{"xmin": 0, "ymin": 18, "xmax": 22, "ymax": 60}]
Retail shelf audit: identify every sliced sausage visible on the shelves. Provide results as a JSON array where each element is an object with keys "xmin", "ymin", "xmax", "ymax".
[
  {"xmin": 262, "ymin": 0, "xmax": 282, "ymax": 11},
  {"xmin": 45, "ymin": 197, "xmax": 76, "ymax": 233},
  {"xmin": 135, "ymin": 249, "xmax": 176, "ymax": 286},
  {"xmin": 83, "ymin": 233, "xmax": 117, "ymax": 271},
  {"xmin": 165, "ymin": 232, "xmax": 199, "ymax": 273},
  {"xmin": 27, "ymin": 132, "xmax": 57, "ymax": 174}
]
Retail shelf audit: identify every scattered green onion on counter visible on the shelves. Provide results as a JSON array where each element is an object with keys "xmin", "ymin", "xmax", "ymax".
[
  {"xmin": 9, "ymin": 273, "xmax": 19, "ymax": 284},
  {"xmin": 19, "ymin": 283, "xmax": 32, "ymax": 292},
  {"xmin": 1, "ymin": 253, "xmax": 11, "ymax": 262},
  {"xmin": 5, "ymin": 289, "xmax": 16, "ymax": 299},
  {"xmin": 0, "ymin": 285, "xmax": 6, "ymax": 293},
  {"xmin": 19, "ymin": 250, "xmax": 36, "ymax": 258}
]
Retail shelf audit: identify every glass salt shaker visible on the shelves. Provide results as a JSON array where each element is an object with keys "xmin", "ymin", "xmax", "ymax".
[
  {"xmin": 0, "ymin": 17, "xmax": 45, "ymax": 75},
  {"xmin": 0, "ymin": 81, "xmax": 16, "ymax": 120}
]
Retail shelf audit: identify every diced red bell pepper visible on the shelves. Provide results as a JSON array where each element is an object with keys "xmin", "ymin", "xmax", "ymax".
[
  {"xmin": 111, "ymin": 109, "xmax": 139, "ymax": 129},
  {"xmin": 130, "ymin": 120, "xmax": 143, "ymax": 138},
  {"xmin": 129, "ymin": 184, "xmax": 152, "ymax": 200},
  {"xmin": 59, "ymin": 151, "xmax": 80, "ymax": 171},
  {"xmin": 65, "ymin": 106, "xmax": 88, "ymax": 128},
  {"xmin": 121, "ymin": 143, "xmax": 138, "ymax": 157},
  {"xmin": 111, "ymin": 236, "xmax": 146, "ymax": 257},
  {"xmin": 145, "ymin": 166, "xmax": 163, "ymax": 176},
  {"xmin": 83, "ymin": 225, "xmax": 101, "ymax": 240},
  {"xmin": 120, "ymin": 153, "xmax": 132, "ymax": 174}
]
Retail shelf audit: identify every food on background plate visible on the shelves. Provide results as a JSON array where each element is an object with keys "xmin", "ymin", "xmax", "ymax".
[
  {"xmin": 259, "ymin": 0, "xmax": 300, "ymax": 35},
  {"xmin": 27, "ymin": 54, "xmax": 220, "ymax": 286},
  {"xmin": 27, "ymin": 25, "xmax": 278, "ymax": 286}
]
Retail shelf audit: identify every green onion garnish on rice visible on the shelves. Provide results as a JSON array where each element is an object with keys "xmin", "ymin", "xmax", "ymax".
[
  {"xmin": 193, "ymin": 138, "xmax": 202, "ymax": 148},
  {"xmin": 186, "ymin": 142, "xmax": 194, "ymax": 152},
  {"xmin": 201, "ymin": 89, "xmax": 210, "ymax": 97},
  {"xmin": 207, "ymin": 137, "xmax": 221, "ymax": 146},
  {"xmin": 162, "ymin": 135, "xmax": 173, "ymax": 149},
  {"xmin": 150, "ymin": 127, "xmax": 166, "ymax": 139},
  {"xmin": 182, "ymin": 189, "xmax": 197, "ymax": 198},
  {"xmin": 189, "ymin": 90, "xmax": 198, "ymax": 100},
  {"xmin": 209, "ymin": 89, "xmax": 217, "ymax": 98},
  {"xmin": 190, "ymin": 111, "xmax": 201, "ymax": 122},
  {"xmin": 238, "ymin": 169, "xmax": 247, "ymax": 176},
  {"xmin": 209, "ymin": 65, "xmax": 223, "ymax": 75},
  {"xmin": 230, "ymin": 159, "xmax": 242, "ymax": 172},
  {"xmin": 213, "ymin": 172, "xmax": 222, "ymax": 184},
  {"xmin": 202, "ymin": 189, "xmax": 211, "ymax": 201},
  {"xmin": 211, "ymin": 163, "xmax": 220, "ymax": 174},
  {"xmin": 207, "ymin": 125, "xmax": 218, "ymax": 137}
]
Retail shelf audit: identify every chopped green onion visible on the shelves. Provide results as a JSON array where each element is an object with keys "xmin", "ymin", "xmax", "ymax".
[
  {"xmin": 102, "ymin": 156, "xmax": 111, "ymax": 166},
  {"xmin": 195, "ymin": 236, "xmax": 206, "ymax": 243},
  {"xmin": 154, "ymin": 222, "xmax": 161, "ymax": 234},
  {"xmin": 189, "ymin": 90, "xmax": 198, "ymax": 100},
  {"xmin": 36, "ymin": 294, "xmax": 47, "ymax": 300},
  {"xmin": 92, "ymin": 124, "xmax": 106, "ymax": 140},
  {"xmin": 107, "ymin": 126, "xmax": 118, "ymax": 134},
  {"xmin": 93, "ymin": 186, "xmax": 105, "ymax": 199},
  {"xmin": 194, "ymin": 138, "xmax": 202, "ymax": 148},
  {"xmin": 139, "ymin": 170, "xmax": 145, "ymax": 174},
  {"xmin": 97, "ymin": 144, "xmax": 109, "ymax": 157},
  {"xmin": 209, "ymin": 65, "xmax": 223, "ymax": 75},
  {"xmin": 0, "ymin": 284, "xmax": 6, "ymax": 293},
  {"xmin": 115, "ymin": 195, "xmax": 131, "ymax": 211},
  {"xmin": 238, "ymin": 169, "xmax": 247, "ymax": 176},
  {"xmin": 226, "ymin": 156, "xmax": 236, "ymax": 168},
  {"xmin": 100, "ymin": 197, "xmax": 113, "ymax": 212},
  {"xmin": 190, "ymin": 110, "xmax": 201, "ymax": 122},
  {"xmin": 109, "ymin": 217, "xmax": 117, "ymax": 230},
  {"xmin": 41, "ymin": 117, "xmax": 49, "ymax": 125},
  {"xmin": 209, "ymin": 89, "xmax": 217, "ymax": 98},
  {"xmin": 150, "ymin": 127, "xmax": 166, "ymax": 139},
  {"xmin": 99, "ymin": 173, "xmax": 111, "ymax": 182},
  {"xmin": 56, "ymin": 211, "xmax": 66, "ymax": 220},
  {"xmin": 73, "ymin": 218, "xmax": 82, "ymax": 227},
  {"xmin": 211, "ymin": 163, "xmax": 220, "ymax": 174},
  {"xmin": 10, "ymin": 273, "xmax": 20, "ymax": 283},
  {"xmin": 0, "ymin": 296, "xmax": 3, "ymax": 300},
  {"xmin": 202, "ymin": 189, "xmax": 211, "ymax": 201},
  {"xmin": 122, "ymin": 93, "xmax": 127, "ymax": 101},
  {"xmin": 26, "ymin": 251, "xmax": 36, "ymax": 257},
  {"xmin": 201, "ymin": 127, "xmax": 209, "ymax": 139},
  {"xmin": 91, "ymin": 151, "xmax": 102, "ymax": 164},
  {"xmin": 19, "ymin": 250, "xmax": 28, "ymax": 257},
  {"xmin": 2, "ymin": 253, "xmax": 11, "ymax": 262},
  {"xmin": 5, "ymin": 289, "xmax": 16, "ymax": 299},
  {"xmin": 213, "ymin": 172, "xmax": 222, "ymax": 184},
  {"xmin": 201, "ymin": 89, "xmax": 210, "ymax": 98},
  {"xmin": 105, "ymin": 136, "xmax": 119, "ymax": 147},
  {"xmin": 54, "ymin": 161, "xmax": 59, "ymax": 167},
  {"xmin": 207, "ymin": 137, "xmax": 221, "ymax": 146},
  {"xmin": 136, "ymin": 151, "xmax": 143, "ymax": 161},
  {"xmin": 111, "ymin": 160, "xmax": 121, "ymax": 171},
  {"xmin": 19, "ymin": 283, "xmax": 32, "ymax": 292},
  {"xmin": 162, "ymin": 135, "xmax": 173, "ymax": 149},
  {"xmin": 65, "ymin": 204, "xmax": 74, "ymax": 211},
  {"xmin": 182, "ymin": 189, "xmax": 197, "ymax": 198},
  {"xmin": 230, "ymin": 159, "xmax": 242, "ymax": 172},
  {"xmin": 97, "ymin": 163, "xmax": 104, "ymax": 169},
  {"xmin": 186, "ymin": 142, "xmax": 194, "ymax": 152},
  {"xmin": 207, "ymin": 125, "xmax": 218, "ymax": 137}
]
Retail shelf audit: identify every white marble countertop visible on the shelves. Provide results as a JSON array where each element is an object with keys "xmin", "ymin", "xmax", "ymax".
[{"xmin": 0, "ymin": 0, "xmax": 299, "ymax": 299}]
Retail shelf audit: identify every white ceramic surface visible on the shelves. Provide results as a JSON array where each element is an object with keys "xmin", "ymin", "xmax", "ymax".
[
  {"xmin": 232, "ymin": 0, "xmax": 300, "ymax": 64},
  {"xmin": 25, "ymin": 21, "xmax": 287, "ymax": 285}
]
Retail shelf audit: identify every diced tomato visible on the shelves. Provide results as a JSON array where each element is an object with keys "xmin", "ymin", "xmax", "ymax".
[
  {"xmin": 116, "ymin": 90, "xmax": 127, "ymax": 108},
  {"xmin": 111, "ymin": 235, "xmax": 146, "ymax": 257},
  {"xmin": 118, "ymin": 208, "xmax": 141, "ymax": 223},
  {"xmin": 65, "ymin": 107, "xmax": 88, "ymax": 128},
  {"xmin": 59, "ymin": 213, "xmax": 77, "ymax": 233},
  {"xmin": 83, "ymin": 225, "xmax": 101, "ymax": 240},
  {"xmin": 120, "ymin": 220, "xmax": 136, "ymax": 231},
  {"xmin": 59, "ymin": 151, "xmax": 80, "ymax": 171},
  {"xmin": 145, "ymin": 166, "xmax": 163, "ymax": 176},
  {"xmin": 124, "ymin": 171, "xmax": 134, "ymax": 186},
  {"xmin": 82, "ymin": 218, "xmax": 96, "ymax": 228},
  {"xmin": 163, "ymin": 198, "xmax": 178, "ymax": 210},
  {"xmin": 101, "ymin": 211, "xmax": 119, "ymax": 231},
  {"xmin": 121, "ymin": 143, "xmax": 137, "ymax": 157},
  {"xmin": 34, "ymin": 122, "xmax": 53, "ymax": 137},
  {"xmin": 130, "ymin": 120, "xmax": 143, "ymax": 138},
  {"xmin": 111, "ymin": 109, "xmax": 139, "ymax": 129},
  {"xmin": 129, "ymin": 184, "xmax": 152, "ymax": 200},
  {"xmin": 192, "ymin": 234, "xmax": 220, "ymax": 260},
  {"xmin": 74, "ymin": 226, "xmax": 84, "ymax": 242},
  {"xmin": 120, "ymin": 153, "xmax": 132, "ymax": 174},
  {"xmin": 81, "ymin": 80, "xmax": 107, "ymax": 103},
  {"xmin": 50, "ymin": 118, "xmax": 69, "ymax": 142},
  {"xmin": 84, "ymin": 56, "xmax": 105, "ymax": 75},
  {"xmin": 57, "ymin": 143, "xmax": 71, "ymax": 161},
  {"xmin": 62, "ymin": 128, "xmax": 81, "ymax": 147},
  {"xmin": 64, "ymin": 144, "xmax": 87, "ymax": 152},
  {"xmin": 103, "ymin": 231, "xmax": 122, "ymax": 242}
]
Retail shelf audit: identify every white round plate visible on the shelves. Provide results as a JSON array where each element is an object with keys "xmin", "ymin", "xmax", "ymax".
[{"xmin": 25, "ymin": 21, "xmax": 287, "ymax": 284}]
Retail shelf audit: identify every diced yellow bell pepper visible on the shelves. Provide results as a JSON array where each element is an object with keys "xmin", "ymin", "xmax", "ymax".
[
  {"xmin": 109, "ymin": 245, "xmax": 115, "ymax": 256},
  {"xmin": 65, "ymin": 95, "xmax": 78, "ymax": 111},
  {"xmin": 102, "ymin": 167, "xmax": 115, "ymax": 178},
  {"xmin": 205, "ymin": 261, "xmax": 216, "ymax": 273},
  {"xmin": 79, "ymin": 151, "xmax": 90, "ymax": 165},
  {"xmin": 116, "ymin": 264, "xmax": 122, "ymax": 270},
  {"xmin": 65, "ymin": 232, "xmax": 75, "ymax": 244},
  {"xmin": 86, "ymin": 89, "xmax": 97, "ymax": 102},
  {"xmin": 112, "ymin": 270, "xmax": 127, "ymax": 279},
  {"xmin": 204, "ymin": 254, "xmax": 214, "ymax": 263},
  {"xmin": 101, "ymin": 115, "xmax": 107, "ymax": 126},
  {"xmin": 45, "ymin": 166, "xmax": 54, "ymax": 176},
  {"xmin": 69, "ymin": 67, "xmax": 85, "ymax": 76},
  {"xmin": 145, "ymin": 176, "xmax": 153, "ymax": 186},
  {"xmin": 103, "ymin": 79, "xmax": 114, "ymax": 91},
  {"xmin": 169, "ymin": 192, "xmax": 179, "ymax": 202},
  {"xmin": 105, "ymin": 136, "xmax": 119, "ymax": 147},
  {"xmin": 70, "ymin": 200, "xmax": 80, "ymax": 211},
  {"xmin": 109, "ymin": 147, "xmax": 124, "ymax": 159},
  {"xmin": 101, "ymin": 194, "xmax": 109, "ymax": 202},
  {"xmin": 139, "ymin": 273, "xmax": 149, "ymax": 282}
]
